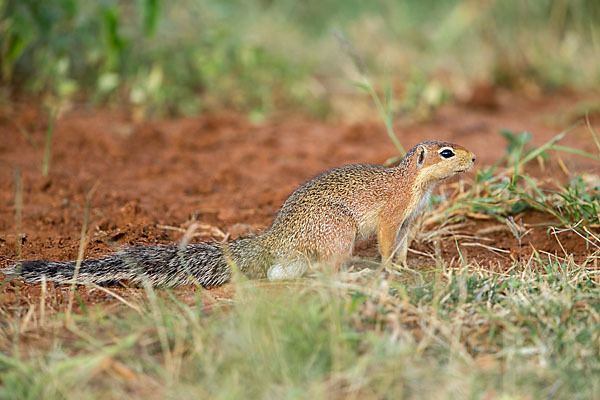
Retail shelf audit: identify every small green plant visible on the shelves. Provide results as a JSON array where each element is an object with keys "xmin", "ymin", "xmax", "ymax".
[
  {"xmin": 555, "ymin": 176, "xmax": 600, "ymax": 227},
  {"xmin": 429, "ymin": 127, "xmax": 600, "ymax": 232}
]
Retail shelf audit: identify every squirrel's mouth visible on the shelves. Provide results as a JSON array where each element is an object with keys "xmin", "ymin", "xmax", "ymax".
[{"xmin": 455, "ymin": 163, "xmax": 475, "ymax": 174}]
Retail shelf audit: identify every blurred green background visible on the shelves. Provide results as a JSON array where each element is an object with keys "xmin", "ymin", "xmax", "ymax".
[{"xmin": 1, "ymin": 0, "xmax": 599, "ymax": 117}]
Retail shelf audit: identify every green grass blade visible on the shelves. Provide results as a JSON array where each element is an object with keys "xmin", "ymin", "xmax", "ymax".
[
  {"xmin": 549, "ymin": 145, "xmax": 600, "ymax": 160},
  {"xmin": 517, "ymin": 130, "xmax": 568, "ymax": 168}
]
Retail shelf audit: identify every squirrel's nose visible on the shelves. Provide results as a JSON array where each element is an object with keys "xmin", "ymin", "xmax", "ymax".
[{"xmin": 471, "ymin": 154, "xmax": 476, "ymax": 163}]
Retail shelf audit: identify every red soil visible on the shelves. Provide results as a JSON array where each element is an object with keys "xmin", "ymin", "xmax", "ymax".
[{"xmin": 1, "ymin": 90, "xmax": 599, "ymax": 311}]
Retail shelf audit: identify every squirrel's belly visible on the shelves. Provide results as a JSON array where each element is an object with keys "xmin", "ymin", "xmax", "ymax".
[
  {"xmin": 267, "ymin": 260, "xmax": 308, "ymax": 281},
  {"xmin": 356, "ymin": 208, "xmax": 380, "ymax": 241}
]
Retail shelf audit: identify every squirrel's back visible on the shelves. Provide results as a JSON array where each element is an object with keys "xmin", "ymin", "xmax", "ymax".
[{"xmin": 264, "ymin": 164, "xmax": 397, "ymax": 255}]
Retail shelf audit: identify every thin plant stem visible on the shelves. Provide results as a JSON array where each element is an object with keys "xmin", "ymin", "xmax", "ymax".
[
  {"xmin": 14, "ymin": 167, "xmax": 22, "ymax": 259},
  {"xmin": 65, "ymin": 182, "xmax": 99, "ymax": 326},
  {"xmin": 334, "ymin": 30, "xmax": 405, "ymax": 156},
  {"xmin": 42, "ymin": 108, "xmax": 58, "ymax": 177}
]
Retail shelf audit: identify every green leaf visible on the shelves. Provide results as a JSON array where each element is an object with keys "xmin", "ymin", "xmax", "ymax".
[
  {"xmin": 143, "ymin": 0, "xmax": 160, "ymax": 37},
  {"xmin": 549, "ymin": 145, "xmax": 600, "ymax": 160},
  {"xmin": 517, "ymin": 128, "xmax": 573, "ymax": 168}
]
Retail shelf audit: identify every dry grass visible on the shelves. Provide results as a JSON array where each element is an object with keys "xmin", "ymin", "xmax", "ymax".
[{"xmin": 1, "ymin": 248, "xmax": 599, "ymax": 399}]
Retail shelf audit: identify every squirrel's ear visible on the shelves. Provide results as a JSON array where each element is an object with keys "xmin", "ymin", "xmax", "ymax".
[{"xmin": 416, "ymin": 145, "xmax": 426, "ymax": 168}]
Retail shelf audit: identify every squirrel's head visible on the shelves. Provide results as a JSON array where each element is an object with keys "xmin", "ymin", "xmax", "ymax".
[{"xmin": 403, "ymin": 141, "xmax": 476, "ymax": 187}]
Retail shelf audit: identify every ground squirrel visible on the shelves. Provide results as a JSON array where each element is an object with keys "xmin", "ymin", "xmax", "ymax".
[{"xmin": 9, "ymin": 140, "xmax": 475, "ymax": 287}]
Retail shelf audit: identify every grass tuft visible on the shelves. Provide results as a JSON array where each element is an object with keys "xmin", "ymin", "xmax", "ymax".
[
  {"xmin": 1, "ymin": 260, "xmax": 599, "ymax": 398},
  {"xmin": 424, "ymin": 128, "xmax": 600, "ymax": 233}
]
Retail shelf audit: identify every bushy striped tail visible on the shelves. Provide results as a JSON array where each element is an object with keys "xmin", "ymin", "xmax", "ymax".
[{"xmin": 7, "ymin": 239, "xmax": 271, "ymax": 287}]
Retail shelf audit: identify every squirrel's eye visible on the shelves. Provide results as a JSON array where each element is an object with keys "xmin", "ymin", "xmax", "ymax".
[{"xmin": 440, "ymin": 149, "xmax": 455, "ymax": 159}]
